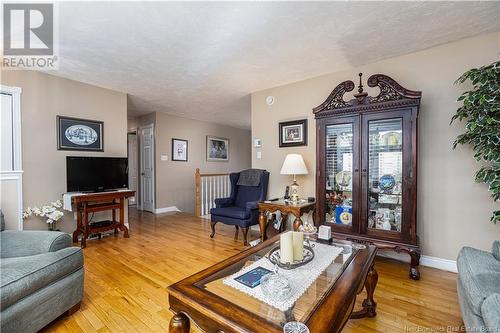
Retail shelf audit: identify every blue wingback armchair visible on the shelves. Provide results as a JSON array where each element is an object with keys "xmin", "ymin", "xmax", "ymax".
[{"xmin": 210, "ymin": 169, "xmax": 269, "ymax": 245}]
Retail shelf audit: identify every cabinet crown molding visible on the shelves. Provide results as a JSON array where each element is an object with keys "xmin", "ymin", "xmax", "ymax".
[{"xmin": 313, "ymin": 73, "xmax": 422, "ymax": 118}]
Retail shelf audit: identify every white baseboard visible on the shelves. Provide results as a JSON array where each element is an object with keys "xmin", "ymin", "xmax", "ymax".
[
  {"xmin": 155, "ymin": 206, "xmax": 181, "ymax": 214},
  {"xmin": 377, "ymin": 251, "xmax": 457, "ymax": 273},
  {"xmin": 420, "ymin": 255, "xmax": 457, "ymax": 273}
]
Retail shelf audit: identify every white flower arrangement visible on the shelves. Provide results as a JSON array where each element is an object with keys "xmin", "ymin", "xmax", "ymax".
[{"xmin": 23, "ymin": 200, "xmax": 64, "ymax": 230}]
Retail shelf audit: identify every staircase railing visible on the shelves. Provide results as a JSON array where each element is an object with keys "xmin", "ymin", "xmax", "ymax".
[{"xmin": 195, "ymin": 168, "xmax": 231, "ymax": 217}]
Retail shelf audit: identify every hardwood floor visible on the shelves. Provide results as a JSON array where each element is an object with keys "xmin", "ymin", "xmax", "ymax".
[{"xmin": 43, "ymin": 209, "xmax": 463, "ymax": 333}]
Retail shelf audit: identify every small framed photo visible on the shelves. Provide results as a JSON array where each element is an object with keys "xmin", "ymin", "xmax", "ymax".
[
  {"xmin": 172, "ymin": 138, "xmax": 188, "ymax": 162},
  {"xmin": 279, "ymin": 119, "xmax": 307, "ymax": 147},
  {"xmin": 57, "ymin": 116, "xmax": 103, "ymax": 151},
  {"xmin": 207, "ymin": 136, "xmax": 229, "ymax": 162}
]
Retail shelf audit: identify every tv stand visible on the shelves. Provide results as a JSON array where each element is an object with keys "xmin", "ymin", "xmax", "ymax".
[{"xmin": 71, "ymin": 190, "xmax": 135, "ymax": 248}]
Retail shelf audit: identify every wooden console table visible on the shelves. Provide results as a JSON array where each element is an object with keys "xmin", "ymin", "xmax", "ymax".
[
  {"xmin": 258, "ymin": 199, "xmax": 315, "ymax": 242},
  {"xmin": 71, "ymin": 190, "xmax": 135, "ymax": 248}
]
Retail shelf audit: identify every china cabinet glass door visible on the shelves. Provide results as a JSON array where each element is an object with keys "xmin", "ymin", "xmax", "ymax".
[
  {"xmin": 361, "ymin": 111, "xmax": 411, "ymax": 240},
  {"xmin": 324, "ymin": 116, "xmax": 359, "ymax": 233}
]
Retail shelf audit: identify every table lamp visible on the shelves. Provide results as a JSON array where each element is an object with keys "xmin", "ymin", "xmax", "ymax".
[{"xmin": 280, "ymin": 153, "xmax": 308, "ymax": 202}]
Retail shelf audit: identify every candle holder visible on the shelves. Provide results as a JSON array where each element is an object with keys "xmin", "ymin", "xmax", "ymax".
[{"xmin": 268, "ymin": 245, "xmax": 315, "ymax": 270}]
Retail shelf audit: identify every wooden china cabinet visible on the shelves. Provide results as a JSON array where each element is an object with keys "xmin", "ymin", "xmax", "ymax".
[{"xmin": 313, "ymin": 73, "xmax": 422, "ymax": 280}]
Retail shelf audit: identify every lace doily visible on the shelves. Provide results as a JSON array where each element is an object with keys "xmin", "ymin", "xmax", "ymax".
[{"xmin": 223, "ymin": 243, "xmax": 343, "ymax": 311}]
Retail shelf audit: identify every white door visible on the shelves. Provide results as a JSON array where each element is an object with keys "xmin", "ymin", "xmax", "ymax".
[
  {"xmin": 139, "ymin": 125, "xmax": 154, "ymax": 212},
  {"xmin": 127, "ymin": 133, "xmax": 138, "ymax": 205}
]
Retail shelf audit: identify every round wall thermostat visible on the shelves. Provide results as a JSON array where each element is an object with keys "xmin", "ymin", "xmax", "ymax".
[{"xmin": 266, "ymin": 96, "xmax": 275, "ymax": 106}]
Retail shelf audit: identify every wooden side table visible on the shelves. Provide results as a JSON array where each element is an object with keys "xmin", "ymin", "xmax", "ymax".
[
  {"xmin": 258, "ymin": 199, "xmax": 315, "ymax": 242},
  {"xmin": 71, "ymin": 190, "xmax": 135, "ymax": 248}
]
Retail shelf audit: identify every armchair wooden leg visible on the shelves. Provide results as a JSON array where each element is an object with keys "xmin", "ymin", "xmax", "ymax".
[
  {"xmin": 234, "ymin": 226, "xmax": 239, "ymax": 240},
  {"xmin": 210, "ymin": 221, "xmax": 217, "ymax": 238},
  {"xmin": 242, "ymin": 227, "xmax": 249, "ymax": 246}
]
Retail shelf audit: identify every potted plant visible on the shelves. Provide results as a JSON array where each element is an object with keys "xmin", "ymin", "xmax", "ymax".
[{"xmin": 451, "ymin": 61, "xmax": 500, "ymax": 223}]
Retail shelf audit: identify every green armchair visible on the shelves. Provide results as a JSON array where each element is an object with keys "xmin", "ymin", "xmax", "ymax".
[{"xmin": 0, "ymin": 211, "xmax": 84, "ymax": 333}]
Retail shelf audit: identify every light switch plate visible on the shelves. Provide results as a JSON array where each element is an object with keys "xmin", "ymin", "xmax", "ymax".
[
  {"xmin": 160, "ymin": 154, "xmax": 168, "ymax": 161},
  {"xmin": 256, "ymin": 151, "xmax": 262, "ymax": 159}
]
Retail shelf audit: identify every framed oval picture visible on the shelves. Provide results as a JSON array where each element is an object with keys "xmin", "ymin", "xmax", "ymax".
[{"xmin": 57, "ymin": 116, "xmax": 103, "ymax": 151}]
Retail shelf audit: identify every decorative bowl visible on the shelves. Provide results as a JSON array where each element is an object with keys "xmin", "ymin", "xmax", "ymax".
[
  {"xmin": 260, "ymin": 273, "xmax": 292, "ymax": 302},
  {"xmin": 268, "ymin": 245, "xmax": 315, "ymax": 270}
]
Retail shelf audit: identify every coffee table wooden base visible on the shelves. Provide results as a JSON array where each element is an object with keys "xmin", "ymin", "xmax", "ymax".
[
  {"xmin": 169, "ymin": 312, "xmax": 190, "ymax": 333},
  {"xmin": 167, "ymin": 235, "xmax": 377, "ymax": 333},
  {"xmin": 350, "ymin": 264, "xmax": 378, "ymax": 319}
]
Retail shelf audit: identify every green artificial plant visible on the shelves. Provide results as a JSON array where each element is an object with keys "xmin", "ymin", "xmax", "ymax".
[{"xmin": 451, "ymin": 61, "xmax": 500, "ymax": 223}]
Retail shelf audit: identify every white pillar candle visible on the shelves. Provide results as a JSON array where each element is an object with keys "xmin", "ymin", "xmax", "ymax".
[
  {"xmin": 292, "ymin": 231, "xmax": 304, "ymax": 261},
  {"xmin": 280, "ymin": 231, "xmax": 294, "ymax": 264}
]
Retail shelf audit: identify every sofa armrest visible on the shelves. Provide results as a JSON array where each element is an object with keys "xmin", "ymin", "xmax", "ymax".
[
  {"xmin": 0, "ymin": 231, "xmax": 72, "ymax": 258},
  {"xmin": 246, "ymin": 201, "xmax": 260, "ymax": 211},
  {"xmin": 482, "ymin": 294, "xmax": 500, "ymax": 330},
  {"xmin": 215, "ymin": 197, "xmax": 233, "ymax": 208},
  {"xmin": 493, "ymin": 240, "xmax": 500, "ymax": 261}
]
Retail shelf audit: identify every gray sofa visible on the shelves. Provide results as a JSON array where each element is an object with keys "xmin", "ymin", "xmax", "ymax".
[
  {"xmin": 0, "ymin": 212, "xmax": 84, "ymax": 333},
  {"xmin": 457, "ymin": 240, "xmax": 500, "ymax": 332}
]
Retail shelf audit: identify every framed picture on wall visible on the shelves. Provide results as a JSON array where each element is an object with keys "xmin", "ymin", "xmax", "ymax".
[
  {"xmin": 57, "ymin": 116, "xmax": 104, "ymax": 151},
  {"xmin": 172, "ymin": 138, "xmax": 188, "ymax": 161},
  {"xmin": 207, "ymin": 136, "xmax": 229, "ymax": 162},
  {"xmin": 279, "ymin": 119, "xmax": 307, "ymax": 147}
]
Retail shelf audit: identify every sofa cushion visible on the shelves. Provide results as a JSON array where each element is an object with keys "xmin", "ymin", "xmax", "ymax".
[
  {"xmin": 0, "ymin": 247, "xmax": 83, "ymax": 310},
  {"xmin": 481, "ymin": 293, "xmax": 500, "ymax": 330},
  {"xmin": 457, "ymin": 246, "xmax": 500, "ymax": 316},
  {"xmin": 211, "ymin": 206, "xmax": 250, "ymax": 220},
  {"xmin": 493, "ymin": 241, "xmax": 500, "ymax": 261}
]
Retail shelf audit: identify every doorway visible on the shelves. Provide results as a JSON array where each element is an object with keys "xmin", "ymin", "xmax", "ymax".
[
  {"xmin": 127, "ymin": 132, "xmax": 138, "ymax": 205},
  {"xmin": 139, "ymin": 124, "xmax": 155, "ymax": 212}
]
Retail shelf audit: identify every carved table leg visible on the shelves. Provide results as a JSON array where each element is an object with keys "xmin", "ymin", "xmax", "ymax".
[
  {"xmin": 259, "ymin": 211, "xmax": 267, "ymax": 242},
  {"xmin": 281, "ymin": 213, "xmax": 288, "ymax": 233},
  {"xmin": 169, "ymin": 312, "xmax": 190, "ymax": 333},
  {"xmin": 72, "ymin": 205, "xmax": 81, "ymax": 243},
  {"xmin": 351, "ymin": 264, "xmax": 378, "ymax": 319},
  {"xmin": 293, "ymin": 216, "xmax": 303, "ymax": 231},
  {"xmin": 409, "ymin": 250, "xmax": 421, "ymax": 280},
  {"xmin": 118, "ymin": 198, "xmax": 130, "ymax": 238},
  {"xmin": 81, "ymin": 205, "xmax": 88, "ymax": 248}
]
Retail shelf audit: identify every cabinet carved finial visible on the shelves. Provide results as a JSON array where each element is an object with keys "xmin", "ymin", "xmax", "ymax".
[{"xmin": 354, "ymin": 73, "xmax": 368, "ymax": 102}]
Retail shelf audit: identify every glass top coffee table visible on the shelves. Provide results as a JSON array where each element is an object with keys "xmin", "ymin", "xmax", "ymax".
[{"xmin": 167, "ymin": 235, "xmax": 377, "ymax": 333}]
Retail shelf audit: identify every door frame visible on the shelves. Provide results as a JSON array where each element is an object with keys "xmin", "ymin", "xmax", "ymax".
[
  {"xmin": 138, "ymin": 123, "xmax": 155, "ymax": 212},
  {"xmin": 1, "ymin": 85, "xmax": 23, "ymax": 230},
  {"xmin": 127, "ymin": 131, "xmax": 138, "ymax": 205}
]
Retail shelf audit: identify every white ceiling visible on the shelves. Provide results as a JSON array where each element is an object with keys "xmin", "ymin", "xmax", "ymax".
[{"xmin": 48, "ymin": 1, "xmax": 499, "ymax": 129}]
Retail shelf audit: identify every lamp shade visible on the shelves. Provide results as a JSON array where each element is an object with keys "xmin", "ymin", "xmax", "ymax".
[{"xmin": 280, "ymin": 154, "xmax": 308, "ymax": 175}]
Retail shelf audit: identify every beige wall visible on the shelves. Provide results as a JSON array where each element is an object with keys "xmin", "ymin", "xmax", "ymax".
[
  {"xmin": 251, "ymin": 32, "xmax": 500, "ymax": 260},
  {"xmin": 1, "ymin": 71, "xmax": 127, "ymax": 233},
  {"xmin": 131, "ymin": 112, "xmax": 251, "ymax": 213}
]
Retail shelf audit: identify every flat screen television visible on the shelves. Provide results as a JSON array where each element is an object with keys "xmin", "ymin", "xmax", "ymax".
[{"xmin": 66, "ymin": 156, "xmax": 128, "ymax": 192}]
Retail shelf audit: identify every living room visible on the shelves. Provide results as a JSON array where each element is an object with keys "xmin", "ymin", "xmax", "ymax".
[{"xmin": 0, "ymin": 2, "xmax": 499, "ymax": 333}]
